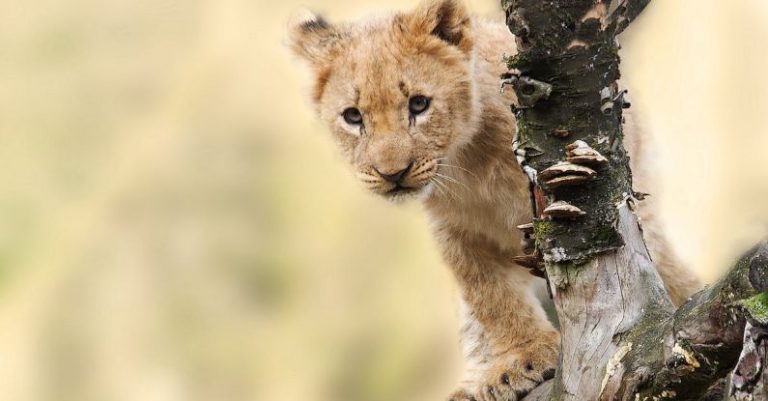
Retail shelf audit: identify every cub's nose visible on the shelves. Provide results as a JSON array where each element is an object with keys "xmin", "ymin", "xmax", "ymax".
[{"xmin": 374, "ymin": 162, "xmax": 413, "ymax": 184}]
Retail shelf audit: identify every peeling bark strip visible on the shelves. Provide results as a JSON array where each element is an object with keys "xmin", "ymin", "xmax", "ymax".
[
  {"xmin": 732, "ymin": 322, "xmax": 768, "ymax": 400},
  {"xmin": 501, "ymin": 0, "xmax": 643, "ymax": 262},
  {"xmin": 500, "ymin": 1, "xmax": 768, "ymax": 400}
]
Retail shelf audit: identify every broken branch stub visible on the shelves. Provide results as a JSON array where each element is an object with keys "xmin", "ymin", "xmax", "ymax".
[{"xmin": 501, "ymin": 74, "xmax": 553, "ymax": 108}]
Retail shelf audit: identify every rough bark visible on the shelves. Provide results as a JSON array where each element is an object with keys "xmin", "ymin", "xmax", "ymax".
[
  {"xmin": 732, "ymin": 321, "xmax": 768, "ymax": 400},
  {"xmin": 499, "ymin": 0, "xmax": 768, "ymax": 400}
]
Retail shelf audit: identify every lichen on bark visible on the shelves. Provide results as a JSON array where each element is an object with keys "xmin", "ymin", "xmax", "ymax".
[{"xmin": 740, "ymin": 292, "xmax": 768, "ymax": 324}]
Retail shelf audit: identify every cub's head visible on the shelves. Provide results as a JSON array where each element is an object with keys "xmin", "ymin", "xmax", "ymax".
[{"xmin": 289, "ymin": 0, "xmax": 478, "ymax": 201}]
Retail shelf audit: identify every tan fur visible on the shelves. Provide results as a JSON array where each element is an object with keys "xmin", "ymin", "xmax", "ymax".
[{"xmin": 288, "ymin": 1, "xmax": 701, "ymax": 399}]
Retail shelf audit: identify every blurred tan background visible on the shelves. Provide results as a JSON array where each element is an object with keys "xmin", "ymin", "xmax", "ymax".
[{"xmin": 0, "ymin": 1, "xmax": 766, "ymax": 400}]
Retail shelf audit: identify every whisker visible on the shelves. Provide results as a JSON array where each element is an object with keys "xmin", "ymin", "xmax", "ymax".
[
  {"xmin": 430, "ymin": 177, "xmax": 449, "ymax": 197},
  {"xmin": 436, "ymin": 163, "xmax": 479, "ymax": 180},
  {"xmin": 435, "ymin": 172, "xmax": 469, "ymax": 191},
  {"xmin": 432, "ymin": 176, "xmax": 462, "ymax": 201},
  {"xmin": 443, "ymin": 179, "xmax": 463, "ymax": 201}
]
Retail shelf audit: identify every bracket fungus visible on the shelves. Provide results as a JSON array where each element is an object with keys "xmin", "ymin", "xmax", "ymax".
[
  {"xmin": 539, "ymin": 162, "xmax": 597, "ymax": 189},
  {"xmin": 516, "ymin": 222, "xmax": 535, "ymax": 234},
  {"xmin": 566, "ymin": 140, "xmax": 609, "ymax": 167},
  {"xmin": 543, "ymin": 201, "xmax": 587, "ymax": 219}
]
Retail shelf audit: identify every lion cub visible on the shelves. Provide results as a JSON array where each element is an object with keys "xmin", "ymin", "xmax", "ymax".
[{"xmin": 288, "ymin": 1, "xmax": 700, "ymax": 399}]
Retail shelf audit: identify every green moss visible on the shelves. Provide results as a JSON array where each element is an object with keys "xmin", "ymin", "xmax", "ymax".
[
  {"xmin": 739, "ymin": 292, "xmax": 768, "ymax": 324},
  {"xmin": 506, "ymin": 52, "xmax": 533, "ymax": 70},
  {"xmin": 534, "ymin": 220, "xmax": 555, "ymax": 241},
  {"xmin": 505, "ymin": 49, "xmax": 547, "ymax": 72}
]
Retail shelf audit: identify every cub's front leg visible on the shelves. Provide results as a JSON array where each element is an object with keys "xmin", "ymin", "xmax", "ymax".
[{"xmin": 436, "ymin": 225, "xmax": 560, "ymax": 401}]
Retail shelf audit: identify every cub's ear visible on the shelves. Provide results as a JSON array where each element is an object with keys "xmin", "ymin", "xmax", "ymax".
[
  {"xmin": 404, "ymin": 0, "xmax": 472, "ymax": 52},
  {"xmin": 287, "ymin": 9, "xmax": 341, "ymax": 64}
]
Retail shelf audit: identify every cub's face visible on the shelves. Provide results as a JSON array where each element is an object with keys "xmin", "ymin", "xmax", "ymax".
[{"xmin": 289, "ymin": 0, "xmax": 477, "ymax": 201}]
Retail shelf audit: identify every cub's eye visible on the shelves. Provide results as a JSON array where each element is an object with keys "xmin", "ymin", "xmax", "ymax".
[
  {"xmin": 408, "ymin": 95, "xmax": 431, "ymax": 115},
  {"xmin": 342, "ymin": 107, "xmax": 363, "ymax": 125}
]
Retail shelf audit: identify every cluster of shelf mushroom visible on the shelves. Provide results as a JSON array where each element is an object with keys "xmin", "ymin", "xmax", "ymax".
[{"xmin": 541, "ymin": 140, "xmax": 608, "ymax": 219}]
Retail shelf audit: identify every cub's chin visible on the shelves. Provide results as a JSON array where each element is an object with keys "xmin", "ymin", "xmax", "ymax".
[{"xmin": 380, "ymin": 183, "xmax": 432, "ymax": 203}]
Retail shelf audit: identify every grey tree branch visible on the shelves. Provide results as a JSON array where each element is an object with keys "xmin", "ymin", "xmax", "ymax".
[
  {"xmin": 615, "ymin": 242, "xmax": 768, "ymax": 400},
  {"xmin": 499, "ymin": 0, "xmax": 768, "ymax": 400}
]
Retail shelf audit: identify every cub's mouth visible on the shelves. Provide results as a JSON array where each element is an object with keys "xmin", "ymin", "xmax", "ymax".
[
  {"xmin": 386, "ymin": 184, "xmax": 419, "ymax": 195},
  {"xmin": 383, "ymin": 183, "xmax": 424, "ymax": 200}
]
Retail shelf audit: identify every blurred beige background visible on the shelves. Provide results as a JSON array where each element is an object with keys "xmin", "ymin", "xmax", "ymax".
[{"xmin": 0, "ymin": 1, "xmax": 766, "ymax": 400}]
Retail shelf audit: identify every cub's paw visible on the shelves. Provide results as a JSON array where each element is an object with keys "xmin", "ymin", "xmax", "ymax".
[
  {"xmin": 476, "ymin": 343, "xmax": 558, "ymax": 401},
  {"xmin": 476, "ymin": 363, "xmax": 555, "ymax": 401},
  {"xmin": 447, "ymin": 389, "xmax": 477, "ymax": 401}
]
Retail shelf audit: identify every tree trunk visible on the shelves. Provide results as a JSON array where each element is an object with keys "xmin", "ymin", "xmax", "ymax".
[{"xmin": 499, "ymin": 1, "xmax": 768, "ymax": 399}]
